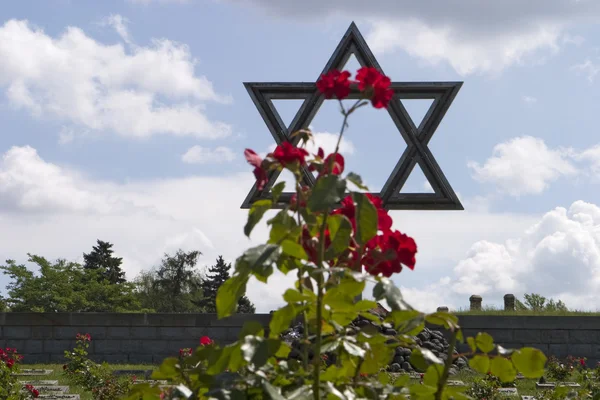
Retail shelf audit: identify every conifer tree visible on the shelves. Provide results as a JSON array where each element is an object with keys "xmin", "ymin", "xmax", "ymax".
[
  {"xmin": 200, "ymin": 256, "xmax": 255, "ymax": 313},
  {"xmin": 83, "ymin": 240, "xmax": 126, "ymax": 284}
]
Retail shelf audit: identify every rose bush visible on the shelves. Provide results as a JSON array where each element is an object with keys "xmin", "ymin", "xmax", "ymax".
[
  {"xmin": 63, "ymin": 333, "xmax": 134, "ymax": 400},
  {"xmin": 0, "ymin": 347, "xmax": 38, "ymax": 399},
  {"xmin": 127, "ymin": 67, "xmax": 547, "ymax": 400}
]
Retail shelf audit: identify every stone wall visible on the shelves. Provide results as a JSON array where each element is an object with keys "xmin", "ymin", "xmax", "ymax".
[
  {"xmin": 0, "ymin": 313, "xmax": 271, "ymax": 364},
  {"xmin": 453, "ymin": 315, "xmax": 600, "ymax": 366},
  {"xmin": 1, "ymin": 313, "xmax": 599, "ymax": 365}
]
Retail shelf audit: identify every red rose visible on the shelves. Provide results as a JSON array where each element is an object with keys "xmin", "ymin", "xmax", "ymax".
[
  {"xmin": 356, "ymin": 67, "xmax": 382, "ymax": 91},
  {"xmin": 371, "ymin": 75, "xmax": 394, "ymax": 109},
  {"xmin": 322, "ymin": 153, "xmax": 344, "ymax": 176},
  {"xmin": 332, "ymin": 194, "xmax": 392, "ymax": 232},
  {"xmin": 272, "ymin": 142, "xmax": 309, "ymax": 167},
  {"xmin": 317, "ymin": 70, "xmax": 352, "ymax": 100},
  {"xmin": 356, "ymin": 67, "xmax": 394, "ymax": 109},
  {"xmin": 200, "ymin": 336, "xmax": 212, "ymax": 346},
  {"xmin": 244, "ymin": 149, "xmax": 268, "ymax": 191},
  {"xmin": 363, "ymin": 230, "xmax": 417, "ymax": 276}
]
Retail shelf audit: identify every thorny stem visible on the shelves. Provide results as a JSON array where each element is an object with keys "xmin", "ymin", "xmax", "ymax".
[
  {"xmin": 313, "ymin": 100, "xmax": 359, "ymax": 400},
  {"xmin": 296, "ymin": 182, "xmax": 310, "ymax": 372},
  {"xmin": 435, "ymin": 329, "xmax": 458, "ymax": 400}
]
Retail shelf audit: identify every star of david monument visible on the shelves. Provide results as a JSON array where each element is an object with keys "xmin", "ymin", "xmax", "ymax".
[{"xmin": 242, "ymin": 22, "xmax": 463, "ymax": 212}]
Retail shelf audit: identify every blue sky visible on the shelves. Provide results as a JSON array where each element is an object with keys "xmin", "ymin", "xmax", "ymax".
[{"xmin": 2, "ymin": 0, "xmax": 600, "ymax": 312}]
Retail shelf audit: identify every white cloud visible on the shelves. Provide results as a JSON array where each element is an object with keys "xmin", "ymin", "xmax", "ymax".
[
  {"xmin": 0, "ymin": 144, "xmax": 542, "ymax": 313},
  {"xmin": 574, "ymin": 144, "xmax": 600, "ymax": 178},
  {"xmin": 572, "ymin": 59, "xmax": 600, "ymax": 82},
  {"xmin": 468, "ymin": 136, "xmax": 578, "ymax": 196},
  {"xmin": 0, "ymin": 19, "xmax": 231, "ymax": 141},
  {"xmin": 181, "ymin": 146, "xmax": 236, "ymax": 164},
  {"xmin": 447, "ymin": 201, "xmax": 600, "ymax": 311},
  {"xmin": 522, "ymin": 95, "xmax": 538, "ymax": 104},
  {"xmin": 99, "ymin": 14, "xmax": 133, "ymax": 45},
  {"xmin": 225, "ymin": 0, "xmax": 600, "ymax": 75},
  {"xmin": 365, "ymin": 19, "xmax": 561, "ymax": 76}
]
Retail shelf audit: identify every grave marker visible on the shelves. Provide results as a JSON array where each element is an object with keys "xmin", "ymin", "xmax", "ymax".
[
  {"xmin": 497, "ymin": 387, "xmax": 519, "ymax": 397},
  {"xmin": 35, "ymin": 386, "xmax": 69, "ymax": 393},
  {"xmin": 20, "ymin": 380, "xmax": 59, "ymax": 386},
  {"xmin": 16, "ymin": 369, "xmax": 53, "ymax": 376},
  {"xmin": 38, "ymin": 395, "xmax": 80, "ymax": 400}
]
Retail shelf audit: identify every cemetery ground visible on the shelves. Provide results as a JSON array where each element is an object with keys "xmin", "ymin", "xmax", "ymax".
[
  {"xmin": 16, "ymin": 362, "xmax": 595, "ymax": 399},
  {"xmin": 16, "ymin": 364, "xmax": 157, "ymax": 400}
]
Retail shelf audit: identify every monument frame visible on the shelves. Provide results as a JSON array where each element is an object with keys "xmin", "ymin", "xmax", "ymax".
[{"xmin": 242, "ymin": 22, "xmax": 463, "ymax": 211}]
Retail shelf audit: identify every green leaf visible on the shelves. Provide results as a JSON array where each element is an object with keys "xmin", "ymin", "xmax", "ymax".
[
  {"xmin": 269, "ymin": 304, "xmax": 298, "ymax": 338},
  {"xmin": 307, "ymin": 174, "xmax": 346, "ymax": 212},
  {"xmin": 469, "ymin": 354, "xmax": 490, "ymax": 374},
  {"xmin": 342, "ymin": 340, "xmax": 366, "ymax": 358},
  {"xmin": 239, "ymin": 320, "xmax": 265, "ymax": 340},
  {"xmin": 475, "ymin": 332, "xmax": 495, "ymax": 353},
  {"xmin": 424, "ymin": 312, "xmax": 459, "ymax": 330},
  {"xmin": 239, "ymin": 244, "xmax": 281, "ymax": 283},
  {"xmin": 263, "ymin": 382, "xmax": 286, "ymax": 400},
  {"xmin": 385, "ymin": 310, "xmax": 422, "ymax": 328},
  {"xmin": 352, "ymin": 192, "xmax": 378, "ymax": 245},
  {"xmin": 324, "ymin": 214, "xmax": 352, "ymax": 259},
  {"xmin": 373, "ymin": 278, "xmax": 405, "ymax": 311},
  {"xmin": 282, "ymin": 288, "xmax": 313, "ymax": 304},
  {"xmin": 268, "ymin": 210, "xmax": 298, "ymax": 244},
  {"xmin": 281, "ymin": 240, "xmax": 308, "ymax": 260},
  {"xmin": 490, "ymin": 356, "xmax": 517, "ymax": 383},
  {"xmin": 409, "ymin": 384, "xmax": 437, "ymax": 396},
  {"xmin": 346, "ymin": 172, "xmax": 369, "ymax": 190},
  {"xmin": 241, "ymin": 336, "xmax": 270, "ymax": 367},
  {"xmin": 511, "ymin": 347, "xmax": 547, "ymax": 378},
  {"xmin": 409, "ymin": 348, "xmax": 428, "ymax": 371},
  {"xmin": 217, "ymin": 274, "xmax": 249, "ymax": 319},
  {"xmin": 466, "ymin": 337, "xmax": 476, "ymax": 352},
  {"xmin": 423, "ymin": 364, "xmax": 444, "ymax": 387},
  {"xmin": 275, "ymin": 342, "xmax": 291, "ymax": 358},
  {"xmin": 361, "ymin": 342, "xmax": 394, "ymax": 374},
  {"xmin": 271, "ymin": 182, "xmax": 286, "ymax": 203},
  {"xmin": 151, "ymin": 357, "xmax": 179, "ymax": 380},
  {"xmin": 244, "ymin": 199, "xmax": 272, "ymax": 237}
]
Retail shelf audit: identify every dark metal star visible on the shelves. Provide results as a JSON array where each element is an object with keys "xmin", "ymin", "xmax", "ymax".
[{"xmin": 241, "ymin": 22, "xmax": 463, "ymax": 211}]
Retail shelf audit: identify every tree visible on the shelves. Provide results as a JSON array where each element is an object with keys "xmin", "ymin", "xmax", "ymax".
[
  {"xmin": 515, "ymin": 293, "xmax": 568, "ymax": 312},
  {"xmin": 199, "ymin": 256, "xmax": 255, "ymax": 314},
  {"xmin": 0, "ymin": 254, "xmax": 141, "ymax": 312},
  {"xmin": 134, "ymin": 249, "xmax": 206, "ymax": 313},
  {"xmin": 83, "ymin": 240, "xmax": 126, "ymax": 284}
]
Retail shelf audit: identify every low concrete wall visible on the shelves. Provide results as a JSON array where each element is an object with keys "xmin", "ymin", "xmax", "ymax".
[
  {"xmin": 453, "ymin": 315, "xmax": 600, "ymax": 367},
  {"xmin": 0, "ymin": 313, "xmax": 598, "ymax": 365},
  {"xmin": 0, "ymin": 313, "xmax": 271, "ymax": 364}
]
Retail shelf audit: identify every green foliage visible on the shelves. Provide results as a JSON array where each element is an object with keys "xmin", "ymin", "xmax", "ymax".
[
  {"xmin": 83, "ymin": 240, "xmax": 126, "ymax": 284},
  {"xmin": 63, "ymin": 334, "xmax": 134, "ymax": 399},
  {"xmin": 134, "ymin": 249, "xmax": 206, "ymax": 313},
  {"xmin": 516, "ymin": 293, "xmax": 568, "ymax": 312},
  {"xmin": 0, "ymin": 254, "xmax": 140, "ymax": 312}
]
